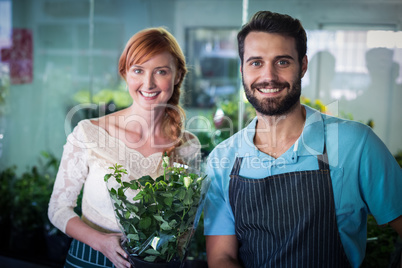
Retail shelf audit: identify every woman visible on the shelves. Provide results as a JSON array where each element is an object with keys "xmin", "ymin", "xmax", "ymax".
[{"xmin": 48, "ymin": 27, "xmax": 201, "ymax": 268}]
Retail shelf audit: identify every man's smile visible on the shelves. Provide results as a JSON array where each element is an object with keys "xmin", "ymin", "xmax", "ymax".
[{"xmin": 256, "ymin": 87, "xmax": 281, "ymax": 94}]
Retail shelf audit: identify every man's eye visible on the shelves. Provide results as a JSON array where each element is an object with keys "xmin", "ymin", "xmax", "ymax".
[
  {"xmin": 251, "ymin": 61, "xmax": 262, "ymax": 67},
  {"xmin": 278, "ymin": 60, "xmax": 289, "ymax": 66}
]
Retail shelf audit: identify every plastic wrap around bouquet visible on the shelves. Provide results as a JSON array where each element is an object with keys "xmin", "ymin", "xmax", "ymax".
[{"xmin": 104, "ymin": 155, "xmax": 210, "ymax": 268}]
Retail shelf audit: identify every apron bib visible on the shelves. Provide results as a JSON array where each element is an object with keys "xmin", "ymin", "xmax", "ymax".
[{"xmin": 229, "ymin": 149, "xmax": 351, "ymax": 268}]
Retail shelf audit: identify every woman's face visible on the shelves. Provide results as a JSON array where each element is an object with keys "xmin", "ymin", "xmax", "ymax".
[{"xmin": 126, "ymin": 51, "xmax": 180, "ymax": 111}]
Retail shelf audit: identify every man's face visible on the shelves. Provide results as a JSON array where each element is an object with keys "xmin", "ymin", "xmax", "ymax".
[{"xmin": 241, "ymin": 32, "xmax": 307, "ymax": 116}]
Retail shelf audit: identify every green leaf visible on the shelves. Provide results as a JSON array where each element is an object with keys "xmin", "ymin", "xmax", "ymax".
[
  {"xmin": 178, "ymin": 189, "xmax": 186, "ymax": 200},
  {"xmin": 164, "ymin": 197, "xmax": 173, "ymax": 206},
  {"xmin": 172, "ymin": 203, "xmax": 184, "ymax": 212},
  {"xmin": 153, "ymin": 215, "xmax": 165, "ymax": 222},
  {"xmin": 133, "ymin": 191, "xmax": 144, "ymax": 201},
  {"xmin": 129, "ymin": 182, "xmax": 139, "ymax": 190},
  {"xmin": 104, "ymin": 174, "xmax": 112, "ymax": 182},
  {"xmin": 160, "ymin": 221, "xmax": 172, "ymax": 231},
  {"xmin": 139, "ymin": 217, "xmax": 151, "ymax": 229},
  {"xmin": 138, "ymin": 175, "xmax": 154, "ymax": 186},
  {"xmin": 168, "ymin": 219, "xmax": 177, "ymax": 228},
  {"xmin": 155, "ymin": 175, "xmax": 165, "ymax": 182},
  {"xmin": 126, "ymin": 234, "xmax": 139, "ymax": 241},
  {"xmin": 160, "ymin": 192, "xmax": 173, "ymax": 198},
  {"xmin": 144, "ymin": 255, "xmax": 157, "ymax": 262},
  {"xmin": 125, "ymin": 203, "xmax": 139, "ymax": 213},
  {"xmin": 144, "ymin": 249, "xmax": 160, "ymax": 255},
  {"xmin": 118, "ymin": 168, "xmax": 128, "ymax": 174},
  {"xmin": 118, "ymin": 188, "xmax": 124, "ymax": 197},
  {"xmin": 124, "ymin": 211, "xmax": 131, "ymax": 219}
]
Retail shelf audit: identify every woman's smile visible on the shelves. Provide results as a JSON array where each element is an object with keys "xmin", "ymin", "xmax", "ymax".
[{"xmin": 140, "ymin": 91, "xmax": 160, "ymax": 98}]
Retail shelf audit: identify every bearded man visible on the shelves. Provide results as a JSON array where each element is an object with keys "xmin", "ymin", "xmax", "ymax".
[{"xmin": 204, "ymin": 10, "xmax": 402, "ymax": 268}]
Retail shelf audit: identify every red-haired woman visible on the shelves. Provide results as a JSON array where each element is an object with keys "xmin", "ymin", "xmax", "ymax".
[{"xmin": 48, "ymin": 27, "xmax": 201, "ymax": 268}]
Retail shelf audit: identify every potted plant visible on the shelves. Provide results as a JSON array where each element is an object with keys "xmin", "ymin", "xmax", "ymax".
[{"xmin": 104, "ymin": 155, "xmax": 210, "ymax": 267}]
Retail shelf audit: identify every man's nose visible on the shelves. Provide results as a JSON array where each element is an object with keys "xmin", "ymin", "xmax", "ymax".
[{"xmin": 262, "ymin": 64, "xmax": 278, "ymax": 81}]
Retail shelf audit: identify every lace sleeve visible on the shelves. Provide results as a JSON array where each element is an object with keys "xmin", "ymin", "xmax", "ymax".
[
  {"xmin": 48, "ymin": 122, "xmax": 89, "ymax": 234},
  {"xmin": 175, "ymin": 131, "xmax": 203, "ymax": 170}
]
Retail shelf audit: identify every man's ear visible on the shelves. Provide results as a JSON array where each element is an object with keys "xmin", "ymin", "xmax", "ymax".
[{"xmin": 301, "ymin": 55, "xmax": 308, "ymax": 78}]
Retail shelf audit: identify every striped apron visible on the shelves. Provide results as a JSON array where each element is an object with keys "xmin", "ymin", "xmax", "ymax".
[
  {"xmin": 229, "ymin": 149, "xmax": 351, "ymax": 268},
  {"xmin": 64, "ymin": 239, "xmax": 115, "ymax": 268}
]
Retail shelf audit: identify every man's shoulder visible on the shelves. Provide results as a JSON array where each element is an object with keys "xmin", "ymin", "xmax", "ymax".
[
  {"xmin": 323, "ymin": 113, "xmax": 372, "ymax": 137},
  {"xmin": 209, "ymin": 125, "xmax": 255, "ymax": 157}
]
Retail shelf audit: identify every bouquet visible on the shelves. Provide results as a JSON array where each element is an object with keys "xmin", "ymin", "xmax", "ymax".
[{"xmin": 104, "ymin": 154, "xmax": 210, "ymax": 267}]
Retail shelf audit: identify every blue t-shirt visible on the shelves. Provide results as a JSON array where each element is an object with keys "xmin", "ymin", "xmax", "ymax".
[{"xmin": 204, "ymin": 105, "xmax": 402, "ymax": 267}]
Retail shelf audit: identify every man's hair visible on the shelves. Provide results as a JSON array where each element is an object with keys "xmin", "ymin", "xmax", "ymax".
[{"xmin": 237, "ymin": 11, "xmax": 307, "ymax": 66}]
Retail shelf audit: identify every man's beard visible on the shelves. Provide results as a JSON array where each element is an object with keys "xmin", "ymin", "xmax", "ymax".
[{"xmin": 243, "ymin": 74, "xmax": 302, "ymax": 116}]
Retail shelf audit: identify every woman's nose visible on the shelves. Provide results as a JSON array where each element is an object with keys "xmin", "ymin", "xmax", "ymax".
[{"xmin": 144, "ymin": 73, "xmax": 156, "ymax": 90}]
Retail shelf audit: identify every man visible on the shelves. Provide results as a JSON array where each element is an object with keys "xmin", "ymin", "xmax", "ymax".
[{"xmin": 203, "ymin": 10, "xmax": 402, "ymax": 268}]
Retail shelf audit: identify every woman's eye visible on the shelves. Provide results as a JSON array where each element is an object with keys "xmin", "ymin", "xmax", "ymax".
[
  {"xmin": 129, "ymin": 67, "xmax": 142, "ymax": 74},
  {"xmin": 134, "ymin": 69, "xmax": 142, "ymax": 74},
  {"xmin": 156, "ymin": 69, "xmax": 168, "ymax": 75}
]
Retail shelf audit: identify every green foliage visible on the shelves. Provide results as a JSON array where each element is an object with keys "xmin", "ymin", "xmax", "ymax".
[
  {"xmin": 73, "ymin": 81, "xmax": 132, "ymax": 109},
  {"xmin": 362, "ymin": 215, "xmax": 399, "ymax": 267},
  {"xmin": 300, "ymin": 96, "xmax": 328, "ymax": 113},
  {"xmin": 394, "ymin": 150, "xmax": 402, "ymax": 168},
  {"xmin": 196, "ymin": 95, "xmax": 256, "ymax": 156},
  {"xmin": 104, "ymin": 159, "xmax": 210, "ymax": 263},
  {"xmin": 6, "ymin": 151, "xmax": 60, "ymax": 231},
  {"xmin": 0, "ymin": 166, "xmax": 16, "ymax": 221}
]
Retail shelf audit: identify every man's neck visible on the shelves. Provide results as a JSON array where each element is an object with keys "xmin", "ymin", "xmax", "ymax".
[{"xmin": 254, "ymin": 104, "xmax": 306, "ymax": 158}]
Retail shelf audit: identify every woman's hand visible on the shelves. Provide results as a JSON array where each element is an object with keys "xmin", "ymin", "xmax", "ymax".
[
  {"xmin": 65, "ymin": 217, "xmax": 131, "ymax": 268},
  {"xmin": 98, "ymin": 233, "xmax": 131, "ymax": 268}
]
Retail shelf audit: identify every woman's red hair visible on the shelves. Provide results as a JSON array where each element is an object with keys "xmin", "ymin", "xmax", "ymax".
[{"xmin": 118, "ymin": 27, "xmax": 187, "ymax": 143}]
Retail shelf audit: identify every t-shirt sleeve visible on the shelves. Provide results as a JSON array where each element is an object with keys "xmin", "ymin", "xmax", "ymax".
[
  {"xmin": 359, "ymin": 129, "xmax": 402, "ymax": 225},
  {"xmin": 203, "ymin": 151, "xmax": 236, "ymax": 236}
]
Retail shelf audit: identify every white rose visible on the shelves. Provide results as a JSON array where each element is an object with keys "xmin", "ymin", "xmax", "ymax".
[
  {"xmin": 162, "ymin": 156, "xmax": 169, "ymax": 168},
  {"xmin": 183, "ymin": 176, "xmax": 193, "ymax": 188}
]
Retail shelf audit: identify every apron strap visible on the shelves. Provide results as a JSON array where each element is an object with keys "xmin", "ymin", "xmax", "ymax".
[
  {"xmin": 230, "ymin": 157, "xmax": 243, "ymax": 178},
  {"xmin": 317, "ymin": 145, "xmax": 329, "ymax": 170}
]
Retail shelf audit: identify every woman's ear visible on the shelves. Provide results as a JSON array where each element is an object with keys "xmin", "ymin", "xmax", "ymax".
[{"xmin": 175, "ymin": 71, "xmax": 182, "ymax": 85}]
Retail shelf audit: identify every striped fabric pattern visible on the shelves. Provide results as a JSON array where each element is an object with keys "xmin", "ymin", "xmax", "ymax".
[
  {"xmin": 229, "ymin": 156, "xmax": 351, "ymax": 268},
  {"xmin": 64, "ymin": 239, "xmax": 115, "ymax": 268}
]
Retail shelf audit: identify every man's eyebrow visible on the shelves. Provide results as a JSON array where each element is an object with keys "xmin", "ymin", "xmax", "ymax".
[
  {"xmin": 245, "ymin": 55, "xmax": 295, "ymax": 63},
  {"xmin": 245, "ymin": 56, "xmax": 262, "ymax": 63},
  {"xmin": 276, "ymin": 55, "xmax": 295, "ymax": 61}
]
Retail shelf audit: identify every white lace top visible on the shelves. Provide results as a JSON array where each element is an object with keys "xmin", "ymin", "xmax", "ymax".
[{"xmin": 48, "ymin": 119, "xmax": 201, "ymax": 234}]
